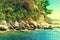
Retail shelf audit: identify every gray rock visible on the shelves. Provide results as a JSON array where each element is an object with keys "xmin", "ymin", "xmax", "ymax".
[{"xmin": 0, "ymin": 27, "xmax": 6, "ymax": 31}]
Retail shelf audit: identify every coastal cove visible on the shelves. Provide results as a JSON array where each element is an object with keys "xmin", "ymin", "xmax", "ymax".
[
  {"xmin": 0, "ymin": 0, "xmax": 60, "ymax": 40},
  {"xmin": 0, "ymin": 0, "xmax": 60, "ymax": 33},
  {"xmin": 0, "ymin": 29, "xmax": 60, "ymax": 40}
]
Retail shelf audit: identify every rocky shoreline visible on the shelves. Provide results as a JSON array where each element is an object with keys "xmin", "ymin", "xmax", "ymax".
[
  {"xmin": 0, "ymin": 23, "xmax": 56, "ymax": 32},
  {"xmin": 0, "ymin": 25, "xmax": 53, "ymax": 33},
  {"xmin": 0, "ymin": 20, "xmax": 60, "ymax": 33}
]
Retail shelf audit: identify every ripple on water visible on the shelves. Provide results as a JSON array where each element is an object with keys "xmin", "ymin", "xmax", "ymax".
[{"xmin": 0, "ymin": 29, "xmax": 60, "ymax": 40}]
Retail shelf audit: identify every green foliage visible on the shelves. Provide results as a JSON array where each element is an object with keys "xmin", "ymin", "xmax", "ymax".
[
  {"xmin": 0, "ymin": 0, "xmax": 33, "ymax": 21},
  {"xmin": 0, "ymin": 12, "xmax": 5, "ymax": 20},
  {"xmin": 45, "ymin": 9, "xmax": 53, "ymax": 14},
  {"xmin": 34, "ymin": 0, "xmax": 52, "ymax": 15},
  {"xmin": 0, "ymin": 0, "xmax": 52, "ymax": 22}
]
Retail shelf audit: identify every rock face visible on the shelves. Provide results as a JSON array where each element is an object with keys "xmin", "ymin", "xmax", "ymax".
[
  {"xmin": 21, "ymin": 26, "xmax": 26, "ymax": 30},
  {"xmin": 8, "ymin": 26, "xmax": 21, "ymax": 30},
  {"xmin": 37, "ymin": 25, "xmax": 41, "ymax": 29},
  {"xmin": 13, "ymin": 26, "xmax": 21, "ymax": 30},
  {"xmin": 0, "ymin": 19, "xmax": 55, "ymax": 32},
  {"xmin": 8, "ymin": 26, "xmax": 14, "ymax": 30},
  {"xmin": 43, "ymin": 25, "xmax": 53, "ymax": 30},
  {"xmin": 0, "ymin": 27, "xmax": 6, "ymax": 31}
]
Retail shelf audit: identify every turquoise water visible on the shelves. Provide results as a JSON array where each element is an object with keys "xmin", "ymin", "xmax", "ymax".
[{"xmin": 0, "ymin": 29, "xmax": 60, "ymax": 40}]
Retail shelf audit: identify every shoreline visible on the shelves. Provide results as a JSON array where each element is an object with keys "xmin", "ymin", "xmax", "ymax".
[
  {"xmin": 0, "ymin": 28, "xmax": 60, "ymax": 33},
  {"xmin": 0, "ymin": 26, "xmax": 60, "ymax": 33},
  {"xmin": 0, "ymin": 21, "xmax": 60, "ymax": 33}
]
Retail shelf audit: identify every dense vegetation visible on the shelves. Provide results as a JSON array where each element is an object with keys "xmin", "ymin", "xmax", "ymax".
[{"xmin": 0, "ymin": 0, "xmax": 52, "ymax": 26}]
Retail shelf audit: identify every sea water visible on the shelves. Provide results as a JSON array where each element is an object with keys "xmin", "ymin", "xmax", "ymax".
[{"xmin": 0, "ymin": 29, "xmax": 60, "ymax": 40}]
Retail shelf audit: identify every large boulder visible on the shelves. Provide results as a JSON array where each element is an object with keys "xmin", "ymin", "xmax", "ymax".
[
  {"xmin": 0, "ymin": 25, "xmax": 8, "ymax": 31},
  {"xmin": 13, "ymin": 26, "xmax": 21, "ymax": 30},
  {"xmin": 0, "ymin": 27, "xmax": 6, "ymax": 31},
  {"xmin": 8, "ymin": 26, "xmax": 14, "ymax": 30},
  {"xmin": 21, "ymin": 26, "xmax": 26, "ymax": 30}
]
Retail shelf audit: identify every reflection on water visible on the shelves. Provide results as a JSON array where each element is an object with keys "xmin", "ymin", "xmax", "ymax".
[{"xmin": 0, "ymin": 29, "xmax": 60, "ymax": 40}]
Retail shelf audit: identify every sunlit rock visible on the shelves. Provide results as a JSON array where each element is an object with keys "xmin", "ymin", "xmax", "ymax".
[
  {"xmin": 0, "ymin": 25, "xmax": 8, "ymax": 31},
  {"xmin": 14, "ymin": 21, "xmax": 19, "ymax": 26}
]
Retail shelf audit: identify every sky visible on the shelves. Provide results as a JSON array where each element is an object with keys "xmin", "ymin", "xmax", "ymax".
[{"xmin": 47, "ymin": 0, "xmax": 60, "ymax": 19}]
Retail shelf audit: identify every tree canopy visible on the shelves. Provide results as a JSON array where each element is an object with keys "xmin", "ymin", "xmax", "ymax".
[
  {"xmin": 34, "ymin": 0, "xmax": 52, "ymax": 15},
  {"xmin": 0, "ymin": 0, "xmax": 52, "ymax": 22}
]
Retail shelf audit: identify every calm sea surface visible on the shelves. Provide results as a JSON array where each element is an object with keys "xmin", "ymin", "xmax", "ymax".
[{"xmin": 0, "ymin": 29, "xmax": 60, "ymax": 40}]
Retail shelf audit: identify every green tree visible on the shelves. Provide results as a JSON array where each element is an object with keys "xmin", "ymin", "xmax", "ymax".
[{"xmin": 34, "ymin": 0, "xmax": 52, "ymax": 15}]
